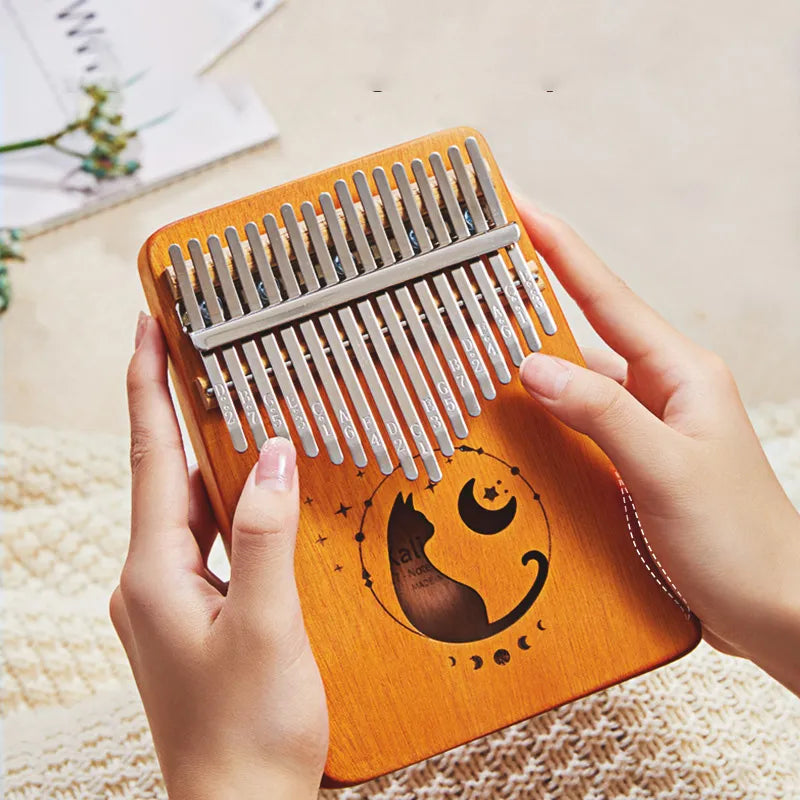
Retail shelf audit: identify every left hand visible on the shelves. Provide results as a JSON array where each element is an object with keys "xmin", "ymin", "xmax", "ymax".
[{"xmin": 110, "ymin": 313, "xmax": 328, "ymax": 800}]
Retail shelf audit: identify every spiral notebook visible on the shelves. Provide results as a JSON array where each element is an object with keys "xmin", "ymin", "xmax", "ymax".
[{"xmin": 0, "ymin": 0, "xmax": 282, "ymax": 233}]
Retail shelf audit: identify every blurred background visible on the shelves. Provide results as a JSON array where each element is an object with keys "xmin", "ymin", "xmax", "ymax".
[
  {"xmin": 3, "ymin": 4, "xmax": 800, "ymax": 798},
  {"xmin": 2, "ymin": 0, "xmax": 799, "ymax": 431}
]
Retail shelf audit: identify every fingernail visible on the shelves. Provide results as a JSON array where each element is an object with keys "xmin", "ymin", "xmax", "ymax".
[
  {"xmin": 255, "ymin": 438, "xmax": 296, "ymax": 490},
  {"xmin": 520, "ymin": 353, "xmax": 573, "ymax": 400},
  {"xmin": 134, "ymin": 312, "xmax": 149, "ymax": 350}
]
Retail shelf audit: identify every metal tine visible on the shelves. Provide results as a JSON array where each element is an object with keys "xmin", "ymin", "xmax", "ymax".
[
  {"xmin": 302, "ymin": 200, "xmax": 391, "ymax": 473},
  {"xmin": 340, "ymin": 307, "xmax": 418, "ymax": 480},
  {"xmin": 395, "ymin": 287, "xmax": 469, "ymax": 434},
  {"xmin": 392, "ymin": 162, "xmax": 432, "ymax": 252},
  {"xmin": 320, "ymin": 316, "xmax": 392, "ymax": 474},
  {"xmin": 301, "ymin": 201, "xmax": 339, "ymax": 285},
  {"xmin": 244, "ymin": 221, "xmax": 281, "ymax": 304},
  {"xmin": 352, "ymin": 288, "xmax": 435, "ymax": 478},
  {"xmin": 448, "ymin": 145, "xmax": 541, "ymax": 353},
  {"xmin": 282, "ymin": 332, "xmax": 342, "ymax": 464},
  {"xmin": 353, "ymin": 171, "xmax": 394, "ymax": 266},
  {"xmin": 373, "ymin": 167, "xmax": 414, "ymax": 260},
  {"xmin": 324, "ymin": 177, "xmax": 427, "ymax": 478},
  {"xmin": 432, "ymin": 274, "xmax": 497, "ymax": 398},
  {"xmin": 410, "ymin": 158, "xmax": 450, "ymax": 246},
  {"xmin": 430, "ymin": 153, "xmax": 469, "ymax": 240},
  {"xmin": 170, "ymin": 244, "xmax": 247, "ymax": 453},
  {"xmin": 303, "ymin": 325, "xmax": 367, "ymax": 468},
  {"xmin": 415, "ymin": 280, "xmax": 486, "ymax": 412},
  {"xmin": 224, "ymin": 227, "xmax": 291, "ymax": 440},
  {"xmin": 264, "ymin": 211, "xmax": 336, "ymax": 464},
  {"xmin": 447, "ymin": 146, "xmax": 526, "ymax": 365},
  {"xmin": 429, "ymin": 152, "xmax": 506, "ymax": 388},
  {"xmin": 256, "ymin": 217, "xmax": 319, "ymax": 458},
  {"xmin": 281, "ymin": 203, "xmax": 324, "ymax": 292},
  {"xmin": 452, "ymin": 269, "xmax": 512, "ymax": 384},
  {"xmin": 280, "ymin": 205, "xmax": 343, "ymax": 465},
  {"xmin": 465, "ymin": 136, "xmax": 557, "ymax": 336},
  {"xmin": 284, "ymin": 203, "xmax": 366, "ymax": 467},
  {"xmin": 357, "ymin": 301, "xmax": 441, "ymax": 481},
  {"xmin": 410, "ymin": 158, "xmax": 482, "ymax": 417},
  {"xmin": 377, "ymin": 292, "xmax": 456, "ymax": 454},
  {"xmin": 262, "ymin": 332, "xmax": 318, "ymax": 458},
  {"xmin": 206, "ymin": 236, "xmax": 269, "ymax": 448},
  {"xmin": 189, "ymin": 239, "xmax": 268, "ymax": 449},
  {"xmin": 389, "ymin": 161, "xmax": 470, "ymax": 435},
  {"xmin": 319, "ymin": 192, "xmax": 358, "ymax": 278},
  {"xmin": 334, "ymin": 180, "xmax": 376, "ymax": 272},
  {"xmin": 263, "ymin": 214, "xmax": 301, "ymax": 297}
]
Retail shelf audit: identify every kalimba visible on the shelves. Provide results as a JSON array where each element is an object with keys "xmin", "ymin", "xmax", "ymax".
[{"xmin": 139, "ymin": 128, "xmax": 699, "ymax": 786}]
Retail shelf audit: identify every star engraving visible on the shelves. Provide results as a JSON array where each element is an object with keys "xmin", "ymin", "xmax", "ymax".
[
  {"xmin": 356, "ymin": 470, "xmax": 365, "ymax": 478},
  {"xmin": 304, "ymin": 497, "xmax": 314, "ymax": 505},
  {"xmin": 315, "ymin": 535, "xmax": 328, "ymax": 546},
  {"xmin": 334, "ymin": 503, "xmax": 352, "ymax": 518},
  {"xmin": 334, "ymin": 564, "xmax": 344, "ymax": 572},
  {"xmin": 425, "ymin": 481, "xmax": 436, "ymax": 493},
  {"xmin": 483, "ymin": 486, "xmax": 499, "ymax": 501}
]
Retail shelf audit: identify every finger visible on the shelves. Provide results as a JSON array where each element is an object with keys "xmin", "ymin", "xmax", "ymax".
[
  {"xmin": 127, "ymin": 314, "xmax": 191, "ymax": 554},
  {"xmin": 226, "ymin": 438, "xmax": 302, "ymax": 625},
  {"xmin": 188, "ymin": 466, "xmax": 218, "ymax": 564},
  {"xmin": 581, "ymin": 346, "xmax": 628, "ymax": 384},
  {"xmin": 516, "ymin": 199, "xmax": 694, "ymax": 367},
  {"xmin": 520, "ymin": 353, "xmax": 682, "ymax": 498}
]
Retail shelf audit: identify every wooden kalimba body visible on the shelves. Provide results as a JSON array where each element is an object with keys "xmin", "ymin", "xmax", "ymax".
[{"xmin": 139, "ymin": 128, "xmax": 700, "ymax": 786}]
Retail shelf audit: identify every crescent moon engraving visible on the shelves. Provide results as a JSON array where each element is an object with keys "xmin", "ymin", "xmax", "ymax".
[
  {"xmin": 470, "ymin": 655, "xmax": 484, "ymax": 670},
  {"xmin": 537, "ymin": 619, "xmax": 546, "ymax": 631},
  {"xmin": 518, "ymin": 635, "xmax": 531, "ymax": 650},
  {"xmin": 448, "ymin": 656, "xmax": 457, "ymax": 667},
  {"xmin": 457, "ymin": 478, "xmax": 517, "ymax": 535}
]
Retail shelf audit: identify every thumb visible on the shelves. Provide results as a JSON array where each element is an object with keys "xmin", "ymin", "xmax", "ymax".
[
  {"xmin": 520, "ymin": 353, "xmax": 679, "ymax": 495},
  {"xmin": 227, "ymin": 437, "xmax": 301, "ymax": 621}
]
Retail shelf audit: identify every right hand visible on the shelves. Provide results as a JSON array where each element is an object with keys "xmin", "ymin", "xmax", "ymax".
[{"xmin": 516, "ymin": 201, "xmax": 800, "ymax": 695}]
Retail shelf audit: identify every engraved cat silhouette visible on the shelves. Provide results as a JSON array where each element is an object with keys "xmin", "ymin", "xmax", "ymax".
[{"xmin": 387, "ymin": 492, "xmax": 548, "ymax": 643}]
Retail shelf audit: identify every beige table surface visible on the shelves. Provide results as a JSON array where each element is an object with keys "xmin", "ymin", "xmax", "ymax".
[{"xmin": 3, "ymin": 0, "xmax": 798, "ymax": 436}]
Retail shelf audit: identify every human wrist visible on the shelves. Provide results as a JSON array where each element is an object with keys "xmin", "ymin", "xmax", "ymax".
[
  {"xmin": 167, "ymin": 763, "xmax": 321, "ymax": 800},
  {"xmin": 742, "ymin": 510, "xmax": 800, "ymax": 695}
]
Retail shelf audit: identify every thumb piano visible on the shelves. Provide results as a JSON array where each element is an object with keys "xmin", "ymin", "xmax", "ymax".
[{"xmin": 138, "ymin": 128, "xmax": 700, "ymax": 786}]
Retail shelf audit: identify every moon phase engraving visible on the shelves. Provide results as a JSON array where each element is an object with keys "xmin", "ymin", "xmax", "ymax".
[
  {"xmin": 493, "ymin": 649, "xmax": 511, "ymax": 666},
  {"xmin": 470, "ymin": 655, "xmax": 484, "ymax": 670},
  {"xmin": 518, "ymin": 635, "xmax": 531, "ymax": 650},
  {"xmin": 537, "ymin": 619, "xmax": 546, "ymax": 631},
  {"xmin": 457, "ymin": 478, "xmax": 517, "ymax": 535},
  {"xmin": 448, "ymin": 656, "xmax": 456, "ymax": 667}
]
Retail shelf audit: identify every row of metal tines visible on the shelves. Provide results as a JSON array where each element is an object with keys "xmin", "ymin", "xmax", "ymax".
[{"xmin": 168, "ymin": 137, "xmax": 556, "ymax": 482}]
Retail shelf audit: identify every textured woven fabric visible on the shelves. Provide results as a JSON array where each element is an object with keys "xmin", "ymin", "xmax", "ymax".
[{"xmin": 2, "ymin": 405, "xmax": 799, "ymax": 799}]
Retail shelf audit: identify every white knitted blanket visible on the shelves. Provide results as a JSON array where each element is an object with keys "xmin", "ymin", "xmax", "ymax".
[{"xmin": 2, "ymin": 404, "xmax": 800, "ymax": 799}]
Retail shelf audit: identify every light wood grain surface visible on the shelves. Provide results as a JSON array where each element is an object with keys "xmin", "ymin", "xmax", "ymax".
[{"xmin": 3, "ymin": 0, "xmax": 798, "ymax": 430}]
